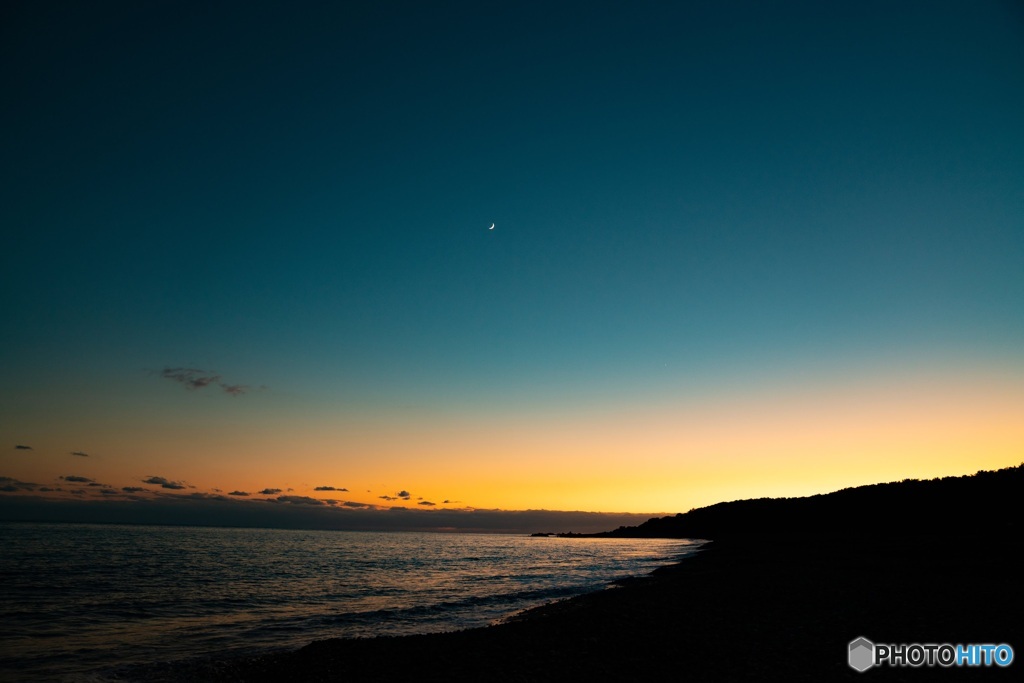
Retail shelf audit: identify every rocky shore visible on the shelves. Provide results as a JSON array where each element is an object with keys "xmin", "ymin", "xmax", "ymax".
[{"xmin": 126, "ymin": 529, "xmax": 1019, "ymax": 682}]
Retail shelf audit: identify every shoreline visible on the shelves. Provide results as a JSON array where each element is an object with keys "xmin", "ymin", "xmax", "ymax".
[{"xmin": 122, "ymin": 531, "xmax": 1021, "ymax": 681}]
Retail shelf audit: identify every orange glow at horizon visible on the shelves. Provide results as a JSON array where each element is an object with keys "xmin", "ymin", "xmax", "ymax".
[{"xmin": 3, "ymin": 366, "xmax": 1022, "ymax": 514}]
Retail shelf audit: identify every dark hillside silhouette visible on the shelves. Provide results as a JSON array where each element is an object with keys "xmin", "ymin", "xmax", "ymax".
[{"xmin": 585, "ymin": 464, "xmax": 1022, "ymax": 540}]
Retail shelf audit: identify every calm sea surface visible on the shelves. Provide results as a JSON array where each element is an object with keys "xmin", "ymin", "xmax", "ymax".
[{"xmin": 0, "ymin": 522, "xmax": 698, "ymax": 682}]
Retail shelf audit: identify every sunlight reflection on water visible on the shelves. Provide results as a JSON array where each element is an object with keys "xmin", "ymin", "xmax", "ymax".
[{"xmin": 0, "ymin": 522, "xmax": 699, "ymax": 681}]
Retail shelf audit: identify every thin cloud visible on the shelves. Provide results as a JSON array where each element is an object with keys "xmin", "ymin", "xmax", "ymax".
[
  {"xmin": 397, "ymin": 490, "xmax": 411, "ymax": 499},
  {"xmin": 160, "ymin": 367, "xmax": 263, "ymax": 396},
  {"xmin": 122, "ymin": 487, "xmax": 147, "ymax": 493},
  {"xmin": 61, "ymin": 475, "xmax": 94, "ymax": 483},
  {"xmin": 229, "ymin": 491, "xmax": 250, "ymax": 496},
  {"xmin": 0, "ymin": 476, "xmax": 38, "ymax": 492},
  {"xmin": 142, "ymin": 475, "xmax": 187, "ymax": 490},
  {"xmin": 378, "ymin": 495, "xmax": 398, "ymax": 501},
  {"xmin": 418, "ymin": 501, "xmax": 436, "ymax": 506},
  {"xmin": 260, "ymin": 488, "xmax": 283, "ymax": 495},
  {"xmin": 161, "ymin": 367, "xmax": 221, "ymax": 390},
  {"xmin": 314, "ymin": 486, "xmax": 349, "ymax": 492},
  {"xmin": 14, "ymin": 445, "xmax": 33, "ymax": 451},
  {"xmin": 270, "ymin": 495, "xmax": 325, "ymax": 506},
  {"xmin": 71, "ymin": 451, "xmax": 90, "ymax": 457}
]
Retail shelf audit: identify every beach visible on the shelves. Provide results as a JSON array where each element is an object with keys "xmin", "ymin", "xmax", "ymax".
[{"xmin": 130, "ymin": 530, "xmax": 1021, "ymax": 682}]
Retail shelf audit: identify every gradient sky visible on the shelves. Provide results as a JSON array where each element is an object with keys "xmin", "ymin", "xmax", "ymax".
[{"xmin": 2, "ymin": 1, "xmax": 1022, "ymax": 529}]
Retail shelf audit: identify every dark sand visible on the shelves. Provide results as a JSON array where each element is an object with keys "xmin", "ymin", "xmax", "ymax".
[{"xmin": 134, "ymin": 532, "xmax": 1021, "ymax": 682}]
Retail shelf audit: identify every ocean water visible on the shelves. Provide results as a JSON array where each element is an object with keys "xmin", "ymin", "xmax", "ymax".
[{"xmin": 0, "ymin": 522, "xmax": 698, "ymax": 682}]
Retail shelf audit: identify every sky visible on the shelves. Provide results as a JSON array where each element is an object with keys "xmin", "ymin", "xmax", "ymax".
[{"xmin": 2, "ymin": 0, "xmax": 1022, "ymax": 532}]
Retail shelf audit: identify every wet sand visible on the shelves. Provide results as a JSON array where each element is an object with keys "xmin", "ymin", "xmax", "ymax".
[{"xmin": 134, "ymin": 531, "xmax": 1021, "ymax": 682}]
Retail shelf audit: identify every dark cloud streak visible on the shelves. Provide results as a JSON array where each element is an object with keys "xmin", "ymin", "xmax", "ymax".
[
  {"xmin": 0, "ymin": 493, "xmax": 665, "ymax": 534},
  {"xmin": 160, "ymin": 368, "xmax": 261, "ymax": 396},
  {"xmin": 0, "ymin": 476, "xmax": 39, "ymax": 492},
  {"xmin": 142, "ymin": 476, "xmax": 186, "ymax": 490},
  {"xmin": 161, "ymin": 367, "xmax": 220, "ymax": 390},
  {"xmin": 270, "ymin": 495, "xmax": 326, "ymax": 506}
]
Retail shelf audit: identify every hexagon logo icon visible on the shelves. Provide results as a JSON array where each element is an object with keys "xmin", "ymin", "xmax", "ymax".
[{"xmin": 849, "ymin": 637, "xmax": 875, "ymax": 672}]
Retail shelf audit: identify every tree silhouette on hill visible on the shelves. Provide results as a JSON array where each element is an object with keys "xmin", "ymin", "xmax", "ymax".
[{"xmin": 580, "ymin": 464, "xmax": 1023, "ymax": 540}]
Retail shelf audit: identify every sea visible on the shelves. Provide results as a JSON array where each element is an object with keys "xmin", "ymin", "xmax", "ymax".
[{"xmin": 0, "ymin": 522, "xmax": 699, "ymax": 682}]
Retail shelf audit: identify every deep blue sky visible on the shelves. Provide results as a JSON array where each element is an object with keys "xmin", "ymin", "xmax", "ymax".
[{"xmin": 2, "ymin": 1, "xmax": 1022, "ymax": 520}]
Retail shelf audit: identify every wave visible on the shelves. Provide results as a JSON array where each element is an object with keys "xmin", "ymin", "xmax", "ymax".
[{"xmin": 0, "ymin": 524, "xmax": 693, "ymax": 682}]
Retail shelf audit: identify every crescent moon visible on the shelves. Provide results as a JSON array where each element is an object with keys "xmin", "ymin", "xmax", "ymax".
[{"xmin": 489, "ymin": 223, "xmax": 495, "ymax": 230}]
